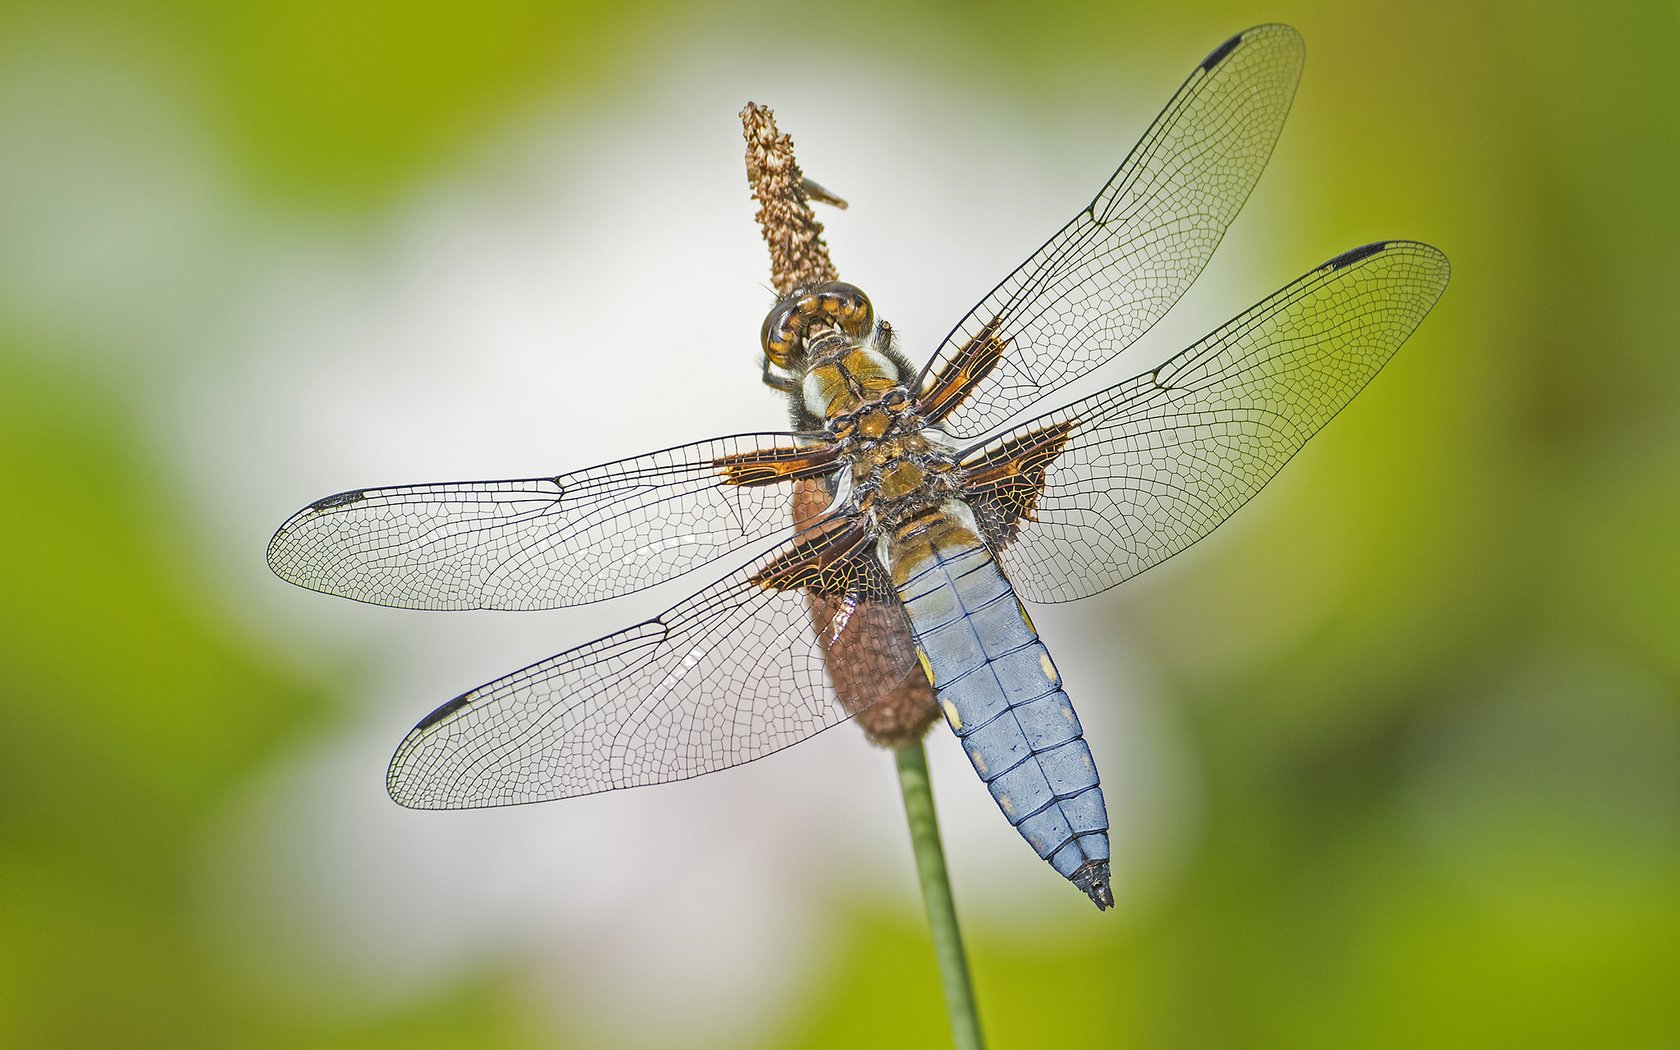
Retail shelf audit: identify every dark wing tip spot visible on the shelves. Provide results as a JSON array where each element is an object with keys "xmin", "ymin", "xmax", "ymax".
[
  {"xmin": 311, "ymin": 489, "xmax": 366, "ymax": 510},
  {"xmin": 1200, "ymin": 30, "xmax": 1244, "ymax": 71},
  {"xmin": 1326, "ymin": 242, "xmax": 1389, "ymax": 270},
  {"xmin": 414, "ymin": 690, "xmax": 474, "ymax": 732}
]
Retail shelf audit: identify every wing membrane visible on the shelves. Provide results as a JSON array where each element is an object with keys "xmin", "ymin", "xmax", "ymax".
[
  {"xmin": 969, "ymin": 241, "xmax": 1450, "ymax": 603},
  {"xmin": 386, "ymin": 521, "xmax": 920, "ymax": 808},
  {"xmin": 268, "ymin": 433, "xmax": 835, "ymax": 610},
  {"xmin": 920, "ymin": 23, "xmax": 1304, "ymax": 439}
]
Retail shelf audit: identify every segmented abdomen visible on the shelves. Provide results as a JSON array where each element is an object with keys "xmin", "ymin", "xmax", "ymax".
[{"xmin": 886, "ymin": 514, "xmax": 1112, "ymax": 907}]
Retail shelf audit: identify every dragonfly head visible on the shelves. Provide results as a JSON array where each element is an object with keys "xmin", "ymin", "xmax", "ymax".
[{"xmin": 760, "ymin": 281, "xmax": 874, "ymax": 370}]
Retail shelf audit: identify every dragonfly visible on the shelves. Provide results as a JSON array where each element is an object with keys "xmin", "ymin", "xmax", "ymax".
[{"xmin": 268, "ymin": 24, "xmax": 1448, "ymax": 910}]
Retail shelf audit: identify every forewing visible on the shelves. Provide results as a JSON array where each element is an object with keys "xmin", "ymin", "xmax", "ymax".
[
  {"xmin": 386, "ymin": 518, "xmax": 921, "ymax": 808},
  {"xmin": 919, "ymin": 24, "xmax": 1304, "ymax": 440},
  {"xmin": 966, "ymin": 241, "xmax": 1450, "ymax": 603},
  {"xmin": 268, "ymin": 433, "xmax": 838, "ymax": 610}
]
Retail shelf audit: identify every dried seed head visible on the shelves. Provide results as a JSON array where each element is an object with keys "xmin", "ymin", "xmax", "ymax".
[{"xmin": 741, "ymin": 102, "xmax": 840, "ymax": 297}]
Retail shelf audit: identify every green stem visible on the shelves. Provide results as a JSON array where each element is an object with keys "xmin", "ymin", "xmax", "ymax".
[{"xmin": 895, "ymin": 740, "xmax": 985, "ymax": 1050}]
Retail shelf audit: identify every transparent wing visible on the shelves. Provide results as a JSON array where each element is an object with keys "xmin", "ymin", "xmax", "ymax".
[
  {"xmin": 920, "ymin": 23, "xmax": 1304, "ymax": 440},
  {"xmin": 965, "ymin": 241, "xmax": 1450, "ymax": 604},
  {"xmin": 268, "ymin": 433, "xmax": 840, "ymax": 610},
  {"xmin": 386, "ymin": 518, "xmax": 921, "ymax": 808}
]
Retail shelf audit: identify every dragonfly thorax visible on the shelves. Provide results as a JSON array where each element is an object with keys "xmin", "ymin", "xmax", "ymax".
[
  {"xmin": 847, "ymin": 429, "xmax": 965, "ymax": 533},
  {"xmin": 823, "ymin": 387, "xmax": 916, "ymax": 444},
  {"xmin": 761, "ymin": 283, "xmax": 964, "ymax": 529},
  {"xmin": 800, "ymin": 343, "xmax": 906, "ymax": 422}
]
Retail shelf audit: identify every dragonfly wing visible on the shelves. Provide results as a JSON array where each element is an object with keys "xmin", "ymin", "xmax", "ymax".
[
  {"xmin": 919, "ymin": 23, "xmax": 1305, "ymax": 440},
  {"xmin": 268, "ymin": 433, "xmax": 840, "ymax": 610},
  {"xmin": 963, "ymin": 241, "xmax": 1450, "ymax": 604},
  {"xmin": 387, "ymin": 515, "xmax": 921, "ymax": 807}
]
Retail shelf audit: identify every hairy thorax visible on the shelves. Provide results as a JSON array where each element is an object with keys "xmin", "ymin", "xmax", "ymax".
[{"xmin": 799, "ymin": 330, "xmax": 967, "ymax": 539}]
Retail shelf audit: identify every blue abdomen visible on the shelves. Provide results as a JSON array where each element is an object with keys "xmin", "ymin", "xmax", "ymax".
[{"xmin": 886, "ymin": 508, "xmax": 1112, "ymax": 908}]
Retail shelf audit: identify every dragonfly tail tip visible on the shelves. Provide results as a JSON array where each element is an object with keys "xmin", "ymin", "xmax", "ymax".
[{"xmin": 1071, "ymin": 860, "xmax": 1114, "ymax": 911}]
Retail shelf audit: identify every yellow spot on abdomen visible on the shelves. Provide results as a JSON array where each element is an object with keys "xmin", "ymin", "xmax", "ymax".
[
  {"xmin": 1017, "ymin": 600, "xmax": 1036, "ymax": 633},
  {"xmin": 915, "ymin": 647, "xmax": 934, "ymax": 686},
  {"xmin": 997, "ymin": 793, "xmax": 1015, "ymax": 818},
  {"xmin": 1040, "ymin": 650, "xmax": 1059, "ymax": 683},
  {"xmin": 942, "ymin": 700, "xmax": 962, "ymax": 731}
]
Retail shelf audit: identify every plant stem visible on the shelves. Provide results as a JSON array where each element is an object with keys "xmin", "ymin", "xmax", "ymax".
[{"xmin": 895, "ymin": 740, "xmax": 985, "ymax": 1050}]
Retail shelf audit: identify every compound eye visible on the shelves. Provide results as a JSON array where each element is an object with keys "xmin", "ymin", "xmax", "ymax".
[
  {"xmin": 811, "ymin": 282, "xmax": 874, "ymax": 338},
  {"xmin": 760, "ymin": 300, "xmax": 802, "ymax": 366}
]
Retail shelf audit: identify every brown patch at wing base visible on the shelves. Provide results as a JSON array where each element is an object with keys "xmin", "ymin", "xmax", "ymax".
[
  {"xmin": 962, "ymin": 419, "xmax": 1078, "ymax": 546},
  {"xmin": 919, "ymin": 319, "xmax": 1006, "ymax": 425},
  {"xmin": 714, "ymin": 444, "xmax": 841, "ymax": 487},
  {"xmin": 791, "ymin": 478, "xmax": 938, "ymax": 748},
  {"xmin": 748, "ymin": 511, "xmax": 870, "ymax": 594}
]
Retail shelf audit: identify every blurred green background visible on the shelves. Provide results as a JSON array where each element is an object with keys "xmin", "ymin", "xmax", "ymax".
[{"xmin": 3, "ymin": 0, "xmax": 1677, "ymax": 1047}]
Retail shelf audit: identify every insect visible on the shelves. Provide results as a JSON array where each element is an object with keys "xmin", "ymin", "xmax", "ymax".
[{"xmin": 268, "ymin": 24, "xmax": 1448, "ymax": 909}]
